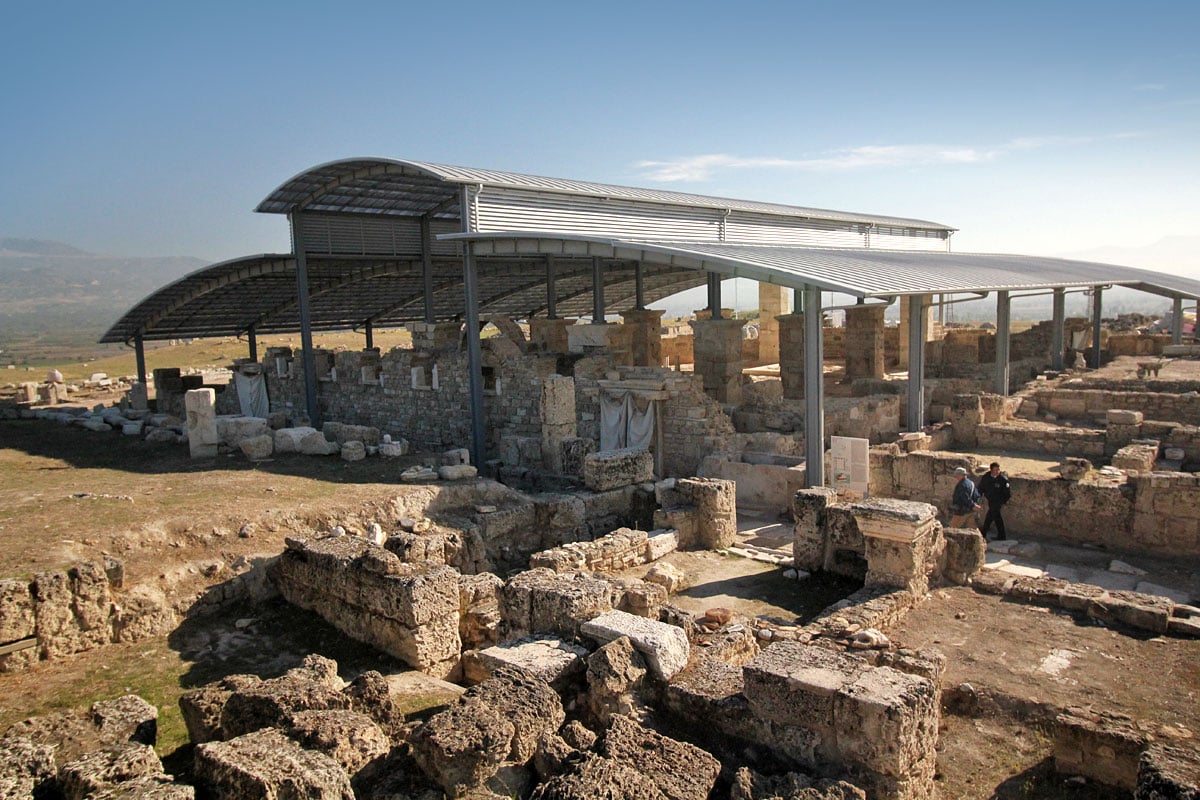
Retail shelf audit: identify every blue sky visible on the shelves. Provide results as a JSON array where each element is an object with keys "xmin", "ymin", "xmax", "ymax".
[{"xmin": 2, "ymin": 0, "xmax": 1198, "ymax": 276}]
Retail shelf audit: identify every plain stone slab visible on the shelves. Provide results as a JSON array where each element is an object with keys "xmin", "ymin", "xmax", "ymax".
[
  {"xmin": 1045, "ymin": 564, "xmax": 1084, "ymax": 583},
  {"xmin": 439, "ymin": 464, "xmax": 478, "ymax": 480},
  {"xmin": 1079, "ymin": 570, "xmax": 1139, "ymax": 592},
  {"xmin": 581, "ymin": 610, "xmax": 689, "ymax": 680},
  {"xmin": 1109, "ymin": 560, "xmax": 1147, "ymax": 576},
  {"xmin": 986, "ymin": 539, "xmax": 1021, "ymax": 555},
  {"xmin": 645, "ymin": 530, "xmax": 679, "ymax": 561},
  {"xmin": 994, "ymin": 561, "xmax": 1046, "ymax": 579},
  {"xmin": 1135, "ymin": 582, "xmax": 1192, "ymax": 604},
  {"xmin": 473, "ymin": 636, "xmax": 588, "ymax": 685}
]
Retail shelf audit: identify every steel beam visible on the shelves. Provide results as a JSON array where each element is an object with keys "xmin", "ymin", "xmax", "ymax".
[
  {"xmin": 546, "ymin": 256, "xmax": 557, "ymax": 319},
  {"xmin": 804, "ymin": 285, "xmax": 825, "ymax": 487},
  {"xmin": 1172, "ymin": 296, "xmax": 1183, "ymax": 345},
  {"xmin": 462, "ymin": 187, "xmax": 486, "ymax": 470},
  {"xmin": 1091, "ymin": 287, "xmax": 1103, "ymax": 368},
  {"xmin": 134, "ymin": 333, "xmax": 146, "ymax": 385},
  {"xmin": 634, "ymin": 262, "xmax": 645, "ymax": 310},
  {"xmin": 707, "ymin": 272, "xmax": 721, "ymax": 319},
  {"xmin": 364, "ymin": 320, "xmax": 374, "ymax": 350},
  {"xmin": 289, "ymin": 213, "xmax": 320, "ymax": 427},
  {"xmin": 906, "ymin": 294, "xmax": 926, "ymax": 432},
  {"xmin": 421, "ymin": 216, "xmax": 435, "ymax": 323},
  {"xmin": 995, "ymin": 290, "xmax": 1011, "ymax": 395},
  {"xmin": 592, "ymin": 256, "xmax": 606, "ymax": 323},
  {"xmin": 1051, "ymin": 288, "xmax": 1065, "ymax": 370},
  {"xmin": 247, "ymin": 324, "xmax": 258, "ymax": 362}
]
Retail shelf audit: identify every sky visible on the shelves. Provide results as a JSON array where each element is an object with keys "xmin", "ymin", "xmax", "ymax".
[{"xmin": 2, "ymin": 0, "xmax": 1198, "ymax": 278}]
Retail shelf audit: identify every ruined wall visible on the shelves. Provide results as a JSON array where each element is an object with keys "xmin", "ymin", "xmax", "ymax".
[{"xmin": 1030, "ymin": 387, "xmax": 1200, "ymax": 426}]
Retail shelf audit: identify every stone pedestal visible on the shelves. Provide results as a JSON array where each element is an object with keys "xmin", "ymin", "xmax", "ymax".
[
  {"xmin": 852, "ymin": 499, "xmax": 941, "ymax": 597},
  {"xmin": 529, "ymin": 318, "xmax": 574, "ymax": 353},
  {"xmin": 689, "ymin": 317, "xmax": 745, "ymax": 404},
  {"xmin": 540, "ymin": 375, "xmax": 577, "ymax": 473},
  {"xmin": 946, "ymin": 394, "xmax": 983, "ymax": 448},
  {"xmin": 756, "ymin": 284, "xmax": 790, "ymax": 365},
  {"xmin": 844, "ymin": 305, "xmax": 886, "ymax": 381},
  {"xmin": 567, "ymin": 324, "xmax": 632, "ymax": 365},
  {"xmin": 777, "ymin": 313, "xmax": 806, "ymax": 400},
  {"xmin": 407, "ymin": 321, "xmax": 462, "ymax": 353},
  {"xmin": 792, "ymin": 487, "xmax": 838, "ymax": 572},
  {"xmin": 17, "ymin": 383, "xmax": 38, "ymax": 404},
  {"xmin": 619, "ymin": 309, "xmax": 664, "ymax": 367},
  {"xmin": 128, "ymin": 382, "xmax": 149, "ymax": 411},
  {"xmin": 185, "ymin": 388, "xmax": 219, "ymax": 458}
]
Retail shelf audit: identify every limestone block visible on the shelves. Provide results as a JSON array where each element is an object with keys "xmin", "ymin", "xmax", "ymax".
[
  {"xmin": 744, "ymin": 642, "xmax": 867, "ymax": 730},
  {"xmin": 193, "ymin": 728, "xmax": 354, "ymax": 800},
  {"xmin": 219, "ymin": 656, "xmax": 350, "ymax": 739},
  {"xmin": 121, "ymin": 421, "xmax": 144, "ymax": 436},
  {"xmin": 178, "ymin": 674, "xmax": 262, "ymax": 745},
  {"xmin": 1107, "ymin": 409, "xmax": 1144, "ymax": 425},
  {"xmin": 340, "ymin": 441, "xmax": 366, "ymax": 462},
  {"xmin": 32, "ymin": 562, "xmax": 114, "ymax": 659},
  {"xmin": 940, "ymin": 528, "xmax": 986, "ymax": 584},
  {"xmin": 89, "ymin": 774, "xmax": 195, "ymax": 798},
  {"xmin": 1112, "ymin": 444, "xmax": 1157, "ymax": 472},
  {"xmin": 239, "ymin": 434, "xmax": 273, "ymax": 461},
  {"xmin": 144, "ymin": 428, "xmax": 178, "ymax": 445},
  {"xmin": 598, "ymin": 714, "xmax": 721, "ymax": 800},
  {"xmin": 644, "ymin": 562, "xmax": 687, "ymax": 593},
  {"xmin": 215, "ymin": 416, "xmax": 270, "ymax": 447},
  {"xmin": 0, "ymin": 578, "xmax": 35, "ymax": 643},
  {"xmin": 1137, "ymin": 743, "xmax": 1200, "ymax": 798},
  {"xmin": 832, "ymin": 664, "xmax": 940, "ymax": 781},
  {"xmin": 59, "ymin": 742, "xmax": 163, "ymax": 800},
  {"xmin": 273, "ymin": 426, "xmax": 318, "ymax": 453},
  {"xmin": 299, "ymin": 430, "xmax": 341, "ymax": 456},
  {"xmin": 677, "ymin": 477, "xmax": 737, "ymax": 549},
  {"xmin": 1059, "ymin": 457, "xmax": 1092, "ymax": 480},
  {"xmin": 532, "ymin": 753, "xmax": 666, "ymax": 800},
  {"xmin": 91, "ymin": 695, "xmax": 158, "ymax": 746},
  {"xmin": 470, "ymin": 636, "xmax": 588, "ymax": 687},
  {"xmin": 439, "ymin": 464, "xmax": 478, "ymax": 480},
  {"xmin": 500, "ymin": 569, "xmax": 614, "ymax": 641},
  {"xmin": 184, "ymin": 389, "xmax": 218, "ymax": 458},
  {"xmin": 645, "ymin": 529, "xmax": 679, "ymax": 561},
  {"xmin": 580, "ymin": 609, "xmax": 690, "ymax": 680},
  {"xmin": 378, "ymin": 440, "xmax": 409, "ymax": 457},
  {"xmin": 323, "ymin": 421, "xmax": 381, "ymax": 446},
  {"xmin": 1055, "ymin": 708, "xmax": 1146, "ymax": 790},
  {"xmin": 560, "ymin": 437, "xmax": 595, "ymax": 477},
  {"xmin": 0, "ymin": 736, "xmax": 55, "ymax": 800},
  {"xmin": 583, "ymin": 448, "xmax": 654, "ymax": 491},
  {"xmin": 540, "ymin": 375, "xmax": 577, "ymax": 426},
  {"xmin": 286, "ymin": 709, "xmax": 390, "ymax": 776}
]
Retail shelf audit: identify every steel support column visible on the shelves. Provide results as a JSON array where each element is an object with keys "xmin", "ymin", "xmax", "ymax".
[
  {"xmin": 289, "ymin": 213, "xmax": 320, "ymax": 427},
  {"xmin": 1091, "ymin": 287, "xmax": 1103, "ymax": 368},
  {"xmin": 906, "ymin": 294, "xmax": 927, "ymax": 432},
  {"xmin": 995, "ymin": 290, "xmax": 1011, "ymax": 396},
  {"xmin": 364, "ymin": 320, "xmax": 374, "ymax": 350},
  {"xmin": 592, "ymin": 256, "xmax": 605, "ymax": 324},
  {"xmin": 707, "ymin": 272, "xmax": 721, "ymax": 319},
  {"xmin": 546, "ymin": 256, "xmax": 557, "ymax": 319},
  {"xmin": 1172, "ymin": 297, "xmax": 1183, "ymax": 345},
  {"xmin": 635, "ymin": 262, "xmax": 645, "ymax": 310},
  {"xmin": 1051, "ymin": 288, "xmax": 1065, "ymax": 370},
  {"xmin": 463, "ymin": 241, "xmax": 486, "ymax": 470},
  {"xmin": 803, "ymin": 285, "xmax": 825, "ymax": 487},
  {"xmin": 247, "ymin": 324, "xmax": 258, "ymax": 362},
  {"xmin": 134, "ymin": 333, "xmax": 146, "ymax": 386},
  {"xmin": 420, "ymin": 216, "xmax": 435, "ymax": 324}
]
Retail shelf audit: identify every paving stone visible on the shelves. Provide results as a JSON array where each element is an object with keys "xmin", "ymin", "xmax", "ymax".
[
  {"xmin": 1080, "ymin": 570, "xmax": 1139, "ymax": 592},
  {"xmin": 1135, "ymin": 581, "xmax": 1192, "ymax": 604}
]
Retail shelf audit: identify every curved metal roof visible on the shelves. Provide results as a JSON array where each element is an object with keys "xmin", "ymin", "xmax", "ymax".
[
  {"xmin": 100, "ymin": 252, "xmax": 705, "ymax": 344},
  {"xmin": 450, "ymin": 233, "xmax": 1200, "ymax": 300},
  {"xmin": 255, "ymin": 157, "xmax": 956, "ymax": 232}
]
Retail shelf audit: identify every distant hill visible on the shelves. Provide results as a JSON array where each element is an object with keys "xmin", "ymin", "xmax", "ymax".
[{"xmin": 0, "ymin": 238, "xmax": 207, "ymax": 363}]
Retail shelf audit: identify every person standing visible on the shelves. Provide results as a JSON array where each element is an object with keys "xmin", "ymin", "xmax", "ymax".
[
  {"xmin": 949, "ymin": 466, "xmax": 982, "ymax": 528},
  {"xmin": 978, "ymin": 461, "xmax": 1012, "ymax": 539}
]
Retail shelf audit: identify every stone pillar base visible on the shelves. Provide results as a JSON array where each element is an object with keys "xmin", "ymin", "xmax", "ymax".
[
  {"xmin": 852, "ymin": 498, "xmax": 941, "ymax": 596},
  {"xmin": 529, "ymin": 318, "xmax": 575, "ymax": 354},
  {"xmin": 844, "ymin": 305, "xmax": 886, "ymax": 381},
  {"xmin": 689, "ymin": 317, "xmax": 746, "ymax": 404},
  {"xmin": 407, "ymin": 321, "xmax": 462, "ymax": 353},
  {"xmin": 620, "ymin": 309, "xmax": 665, "ymax": 367},
  {"xmin": 777, "ymin": 313, "xmax": 806, "ymax": 400}
]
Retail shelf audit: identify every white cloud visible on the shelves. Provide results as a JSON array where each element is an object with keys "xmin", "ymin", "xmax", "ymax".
[
  {"xmin": 1134, "ymin": 83, "xmax": 1167, "ymax": 92},
  {"xmin": 636, "ymin": 134, "xmax": 1144, "ymax": 182}
]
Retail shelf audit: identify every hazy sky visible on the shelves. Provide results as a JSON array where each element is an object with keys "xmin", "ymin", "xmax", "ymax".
[{"xmin": 2, "ymin": 1, "xmax": 1198, "ymax": 275}]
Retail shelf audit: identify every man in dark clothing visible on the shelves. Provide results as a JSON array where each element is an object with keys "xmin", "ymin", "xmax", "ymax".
[
  {"xmin": 978, "ymin": 462, "xmax": 1012, "ymax": 539},
  {"xmin": 949, "ymin": 466, "xmax": 982, "ymax": 527}
]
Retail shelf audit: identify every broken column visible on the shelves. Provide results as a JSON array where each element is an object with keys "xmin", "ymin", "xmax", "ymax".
[
  {"xmin": 756, "ymin": 283, "xmax": 790, "ymax": 365},
  {"xmin": 844, "ymin": 304, "xmax": 886, "ymax": 381},
  {"xmin": 658, "ymin": 477, "xmax": 737, "ymax": 550},
  {"xmin": 541, "ymin": 375, "xmax": 576, "ymax": 473},
  {"xmin": 777, "ymin": 312, "xmax": 805, "ymax": 400},
  {"xmin": 185, "ymin": 388, "xmax": 219, "ymax": 458},
  {"xmin": 851, "ymin": 499, "xmax": 941, "ymax": 597},
  {"xmin": 689, "ymin": 316, "xmax": 745, "ymax": 404},
  {"xmin": 620, "ymin": 309, "xmax": 664, "ymax": 367}
]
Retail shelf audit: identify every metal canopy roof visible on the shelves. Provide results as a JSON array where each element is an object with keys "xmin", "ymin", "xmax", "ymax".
[
  {"xmin": 100, "ymin": 253, "xmax": 706, "ymax": 344},
  {"xmin": 256, "ymin": 157, "xmax": 956, "ymax": 232},
  {"xmin": 451, "ymin": 233, "xmax": 1200, "ymax": 301}
]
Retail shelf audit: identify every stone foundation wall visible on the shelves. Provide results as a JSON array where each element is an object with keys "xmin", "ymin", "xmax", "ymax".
[
  {"xmin": 1031, "ymin": 388, "xmax": 1200, "ymax": 426},
  {"xmin": 529, "ymin": 527, "xmax": 679, "ymax": 574}
]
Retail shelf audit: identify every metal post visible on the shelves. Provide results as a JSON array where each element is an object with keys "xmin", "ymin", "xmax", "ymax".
[
  {"xmin": 546, "ymin": 256, "xmax": 557, "ymax": 319},
  {"xmin": 803, "ymin": 285, "xmax": 825, "ymax": 487},
  {"xmin": 1051, "ymin": 288, "xmax": 1065, "ymax": 371},
  {"xmin": 421, "ymin": 215, "xmax": 435, "ymax": 324},
  {"xmin": 995, "ymin": 290, "xmax": 1011, "ymax": 396},
  {"xmin": 906, "ymin": 294, "xmax": 926, "ymax": 432},
  {"xmin": 1091, "ymin": 287, "xmax": 1103, "ymax": 368},
  {"xmin": 247, "ymin": 324, "xmax": 258, "ymax": 362},
  {"xmin": 592, "ymin": 256, "xmax": 606, "ymax": 324},
  {"xmin": 289, "ymin": 213, "xmax": 320, "ymax": 428},
  {"xmin": 364, "ymin": 320, "xmax": 374, "ymax": 350},
  {"xmin": 463, "ymin": 241, "xmax": 486, "ymax": 470},
  {"xmin": 1172, "ymin": 296, "xmax": 1183, "ymax": 345},
  {"xmin": 134, "ymin": 333, "xmax": 147, "ymax": 386},
  {"xmin": 707, "ymin": 272, "xmax": 722, "ymax": 319},
  {"xmin": 634, "ymin": 262, "xmax": 645, "ymax": 310},
  {"xmin": 793, "ymin": 287, "xmax": 803, "ymax": 314}
]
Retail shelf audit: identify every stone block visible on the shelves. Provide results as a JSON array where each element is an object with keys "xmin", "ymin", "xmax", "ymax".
[
  {"xmin": 833, "ymin": 664, "xmax": 939, "ymax": 780},
  {"xmin": 582, "ymin": 448, "xmax": 654, "ymax": 491},
  {"xmin": 598, "ymin": 715, "xmax": 721, "ymax": 800},
  {"xmin": 581, "ymin": 609, "xmax": 689, "ymax": 681},
  {"xmin": 193, "ymin": 728, "xmax": 353, "ymax": 800},
  {"xmin": 0, "ymin": 578, "xmax": 35, "ymax": 644},
  {"xmin": 215, "ymin": 416, "xmax": 270, "ymax": 448},
  {"xmin": 273, "ymin": 426, "xmax": 317, "ymax": 453},
  {"xmin": 322, "ymin": 421, "xmax": 381, "ymax": 446},
  {"xmin": 941, "ymin": 528, "xmax": 986, "ymax": 584},
  {"xmin": 91, "ymin": 695, "xmax": 158, "ymax": 746},
  {"xmin": 340, "ymin": 441, "xmax": 366, "ymax": 462},
  {"xmin": 184, "ymin": 389, "xmax": 218, "ymax": 458},
  {"xmin": 238, "ymin": 434, "xmax": 273, "ymax": 461},
  {"xmin": 744, "ymin": 642, "xmax": 866, "ymax": 730},
  {"xmin": 1137, "ymin": 742, "xmax": 1200, "ymax": 798},
  {"xmin": 32, "ymin": 562, "xmax": 114, "ymax": 659},
  {"xmin": 469, "ymin": 636, "xmax": 588, "ymax": 688},
  {"xmin": 59, "ymin": 742, "xmax": 163, "ymax": 800},
  {"xmin": 439, "ymin": 464, "xmax": 478, "ymax": 480},
  {"xmin": 645, "ymin": 529, "xmax": 679, "ymax": 561},
  {"xmin": 0, "ymin": 736, "xmax": 56, "ymax": 799},
  {"xmin": 560, "ymin": 437, "xmax": 595, "ymax": 477},
  {"xmin": 1055, "ymin": 708, "xmax": 1146, "ymax": 790},
  {"xmin": 1107, "ymin": 409, "xmax": 1145, "ymax": 425},
  {"xmin": 500, "ymin": 569, "xmax": 614, "ymax": 641},
  {"xmin": 286, "ymin": 709, "xmax": 390, "ymax": 776}
]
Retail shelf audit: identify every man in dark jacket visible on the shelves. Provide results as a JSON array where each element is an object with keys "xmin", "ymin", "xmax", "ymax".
[{"xmin": 978, "ymin": 462, "xmax": 1012, "ymax": 539}]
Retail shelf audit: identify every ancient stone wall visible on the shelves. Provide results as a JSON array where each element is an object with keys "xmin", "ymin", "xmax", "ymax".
[{"xmin": 1031, "ymin": 387, "xmax": 1200, "ymax": 426}]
